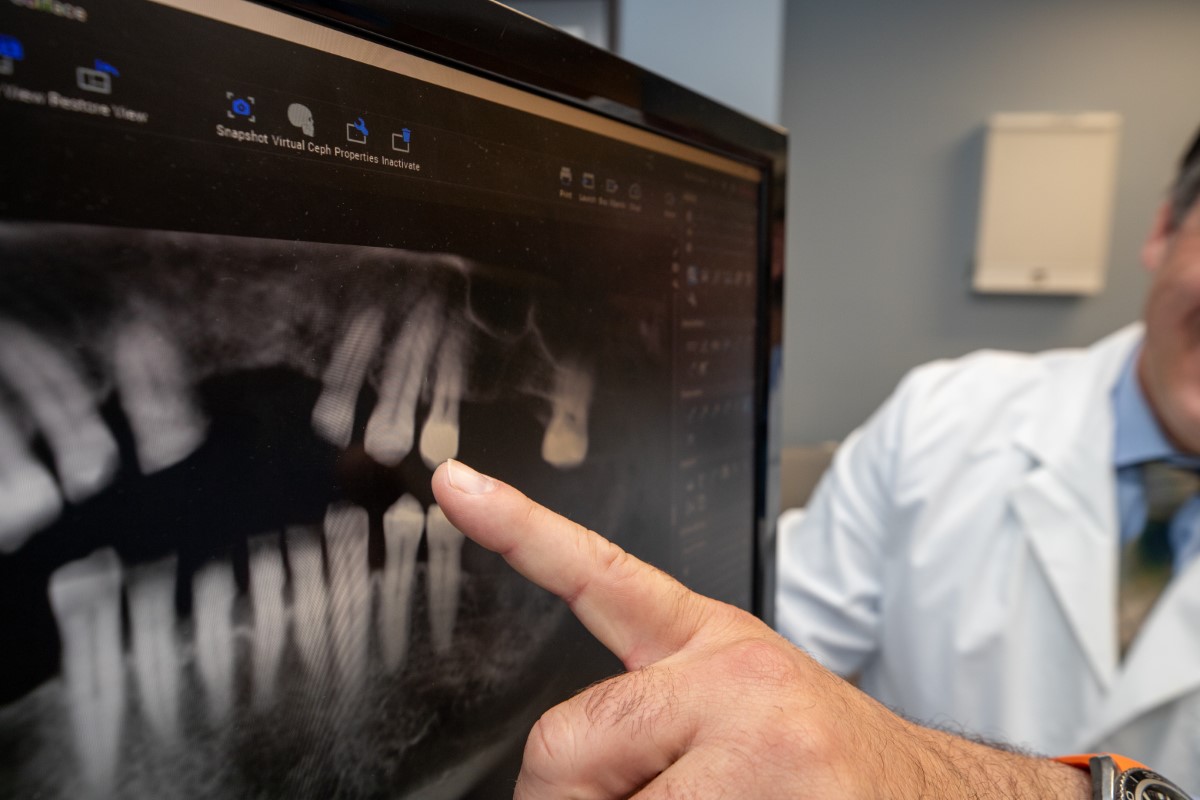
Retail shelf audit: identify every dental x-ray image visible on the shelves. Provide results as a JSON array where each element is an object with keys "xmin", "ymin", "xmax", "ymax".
[{"xmin": 0, "ymin": 222, "xmax": 671, "ymax": 798}]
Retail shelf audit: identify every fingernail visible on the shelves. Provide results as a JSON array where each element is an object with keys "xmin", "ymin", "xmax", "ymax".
[{"xmin": 445, "ymin": 459, "xmax": 497, "ymax": 495}]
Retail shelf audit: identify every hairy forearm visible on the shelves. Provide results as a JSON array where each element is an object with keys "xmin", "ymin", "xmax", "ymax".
[{"xmin": 907, "ymin": 722, "xmax": 1091, "ymax": 800}]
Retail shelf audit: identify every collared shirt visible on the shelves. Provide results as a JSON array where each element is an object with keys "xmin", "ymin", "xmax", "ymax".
[{"xmin": 1111, "ymin": 346, "xmax": 1200, "ymax": 571}]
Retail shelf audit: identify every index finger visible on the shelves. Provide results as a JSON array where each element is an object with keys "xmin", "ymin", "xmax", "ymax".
[{"xmin": 431, "ymin": 459, "xmax": 705, "ymax": 670}]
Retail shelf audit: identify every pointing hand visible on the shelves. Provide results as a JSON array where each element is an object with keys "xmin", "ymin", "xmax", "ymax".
[{"xmin": 431, "ymin": 459, "xmax": 1092, "ymax": 800}]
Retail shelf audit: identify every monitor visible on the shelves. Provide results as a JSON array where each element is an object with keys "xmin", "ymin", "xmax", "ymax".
[{"xmin": 0, "ymin": 1, "xmax": 786, "ymax": 796}]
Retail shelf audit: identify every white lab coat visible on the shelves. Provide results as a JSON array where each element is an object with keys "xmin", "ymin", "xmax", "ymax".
[{"xmin": 777, "ymin": 323, "xmax": 1200, "ymax": 792}]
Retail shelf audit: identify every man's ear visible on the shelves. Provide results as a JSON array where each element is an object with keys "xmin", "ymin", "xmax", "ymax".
[{"xmin": 1141, "ymin": 201, "xmax": 1174, "ymax": 272}]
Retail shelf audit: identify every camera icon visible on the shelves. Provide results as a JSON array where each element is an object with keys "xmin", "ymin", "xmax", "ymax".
[{"xmin": 226, "ymin": 92, "xmax": 256, "ymax": 123}]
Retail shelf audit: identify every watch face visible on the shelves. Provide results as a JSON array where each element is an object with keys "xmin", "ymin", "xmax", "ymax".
[{"xmin": 1117, "ymin": 768, "xmax": 1192, "ymax": 800}]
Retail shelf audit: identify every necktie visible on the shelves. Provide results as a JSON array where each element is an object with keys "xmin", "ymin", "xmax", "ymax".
[{"xmin": 1118, "ymin": 461, "xmax": 1200, "ymax": 658}]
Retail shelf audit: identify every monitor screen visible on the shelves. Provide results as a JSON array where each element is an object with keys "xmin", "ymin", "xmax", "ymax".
[{"xmin": 0, "ymin": 1, "xmax": 780, "ymax": 797}]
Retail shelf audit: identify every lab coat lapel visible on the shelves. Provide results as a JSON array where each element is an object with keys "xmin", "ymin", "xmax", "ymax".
[
  {"xmin": 1008, "ymin": 328, "xmax": 1139, "ymax": 691},
  {"xmin": 1082, "ymin": 553, "xmax": 1200, "ymax": 745},
  {"xmin": 1009, "ymin": 452, "xmax": 1117, "ymax": 690}
]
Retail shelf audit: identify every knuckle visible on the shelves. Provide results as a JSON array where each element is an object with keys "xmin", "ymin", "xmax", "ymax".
[
  {"xmin": 522, "ymin": 703, "xmax": 579, "ymax": 783},
  {"xmin": 719, "ymin": 635, "xmax": 795, "ymax": 688}
]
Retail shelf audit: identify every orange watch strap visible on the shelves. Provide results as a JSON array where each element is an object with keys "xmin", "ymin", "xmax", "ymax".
[{"xmin": 1054, "ymin": 753, "xmax": 1149, "ymax": 773}]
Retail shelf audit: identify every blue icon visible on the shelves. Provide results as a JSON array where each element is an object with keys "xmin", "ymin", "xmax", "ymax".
[
  {"xmin": 347, "ymin": 116, "xmax": 369, "ymax": 144},
  {"xmin": 0, "ymin": 35, "xmax": 23, "ymax": 61},
  {"xmin": 93, "ymin": 58, "xmax": 119, "ymax": 77},
  {"xmin": 391, "ymin": 128, "xmax": 412, "ymax": 152},
  {"xmin": 0, "ymin": 35, "xmax": 23, "ymax": 77},
  {"xmin": 226, "ymin": 92, "xmax": 256, "ymax": 122}
]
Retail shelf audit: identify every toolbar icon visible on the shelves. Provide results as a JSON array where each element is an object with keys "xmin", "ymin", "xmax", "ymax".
[
  {"xmin": 629, "ymin": 183, "xmax": 642, "ymax": 200},
  {"xmin": 226, "ymin": 92, "xmax": 256, "ymax": 122},
  {"xmin": 0, "ymin": 35, "xmax": 24, "ymax": 76},
  {"xmin": 605, "ymin": 178, "xmax": 618, "ymax": 194},
  {"xmin": 559, "ymin": 166, "xmax": 573, "ymax": 186},
  {"xmin": 347, "ymin": 116, "xmax": 368, "ymax": 144},
  {"xmin": 392, "ymin": 128, "xmax": 411, "ymax": 152},
  {"xmin": 287, "ymin": 103, "xmax": 314, "ymax": 136},
  {"xmin": 77, "ymin": 59, "xmax": 117, "ymax": 95},
  {"xmin": 581, "ymin": 172, "xmax": 595, "ymax": 190}
]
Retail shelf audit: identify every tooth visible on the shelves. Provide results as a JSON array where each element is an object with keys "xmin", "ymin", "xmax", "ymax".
[
  {"xmin": 379, "ymin": 494, "xmax": 423, "ymax": 670},
  {"xmin": 0, "ymin": 320, "xmax": 118, "ymax": 502},
  {"xmin": 541, "ymin": 364, "xmax": 593, "ymax": 469},
  {"xmin": 287, "ymin": 524, "xmax": 331, "ymax": 675},
  {"xmin": 325, "ymin": 505, "xmax": 370, "ymax": 691},
  {"xmin": 311, "ymin": 307, "xmax": 385, "ymax": 448},
  {"xmin": 112, "ymin": 319, "xmax": 207, "ymax": 475},
  {"xmin": 192, "ymin": 558, "xmax": 235, "ymax": 723},
  {"xmin": 426, "ymin": 504, "xmax": 465, "ymax": 655},
  {"xmin": 364, "ymin": 298, "xmax": 441, "ymax": 465},
  {"xmin": 0, "ymin": 409, "xmax": 62, "ymax": 552},
  {"xmin": 48, "ymin": 548, "xmax": 125, "ymax": 793},
  {"xmin": 418, "ymin": 326, "xmax": 465, "ymax": 470},
  {"xmin": 248, "ymin": 534, "xmax": 287, "ymax": 709},
  {"xmin": 127, "ymin": 557, "xmax": 180, "ymax": 742}
]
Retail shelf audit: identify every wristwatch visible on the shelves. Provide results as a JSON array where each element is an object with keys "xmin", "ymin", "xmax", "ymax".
[{"xmin": 1055, "ymin": 754, "xmax": 1194, "ymax": 800}]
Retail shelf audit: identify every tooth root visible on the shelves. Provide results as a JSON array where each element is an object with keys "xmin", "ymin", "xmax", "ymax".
[
  {"xmin": 192, "ymin": 558, "xmax": 236, "ymax": 723},
  {"xmin": 418, "ymin": 327, "xmax": 464, "ymax": 470},
  {"xmin": 426, "ymin": 504, "xmax": 465, "ymax": 655},
  {"xmin": 380, "ymin": 494, "xmax": 423, "ymax": 670},
  {"xmin": 0, "ymin": 410, "xmax": 63, "ymax": 552},
  {"xmin": 364, "ymin": 298, "xmax": 441, "ymax": 466},
  {"xmin": 48, "ymin": 548, "xmax": 125, "ymax": 793},
  {"xmin": 325, "ymin": 505, "xmax": 370, "ymax": 690},
  {"xmin": 113, "ymin": 319, "xmax": 207, "ymax": 475},
  {"xmin": 287, "ymin": 524, "xmax": 330, "ymax": 675},
  {"xmin": 0, "ymin": 320, "xmax": 118, "ymax": 502},
  {"xmin": 248, "ymin": 535, "xmax": 287, "ymax": 709},
  {"xmin": 541, "ymin": 365, "xmax": 593, "ymax": 469},
  {"xmin": 311, "ymin": 307, "xmax": 385, "ymax": 448},
  {"xmin": 127, "ymin": 557, "xmax": 180, "ymax": 743}
]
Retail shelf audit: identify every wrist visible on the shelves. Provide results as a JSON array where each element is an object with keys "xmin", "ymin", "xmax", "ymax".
[
  {"xmin": 1055, "ymin": 754, "xmax": 1196, "ymax": 800},
  {"xmin": 907, "ymin": 724, "xmax": 1091, "ymax": 800}
]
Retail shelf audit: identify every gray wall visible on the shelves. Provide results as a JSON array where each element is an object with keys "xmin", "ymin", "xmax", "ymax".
[
  {"xmin": 781, "ymin": 0, "xmax": 1200, "ymax": 444},
  {"xmin": 618, "ymin": 0, "xmax": 785, "ymax": 124}
]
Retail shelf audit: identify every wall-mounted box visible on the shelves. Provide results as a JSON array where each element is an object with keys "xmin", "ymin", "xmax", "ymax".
[{"xmin": 973, "ymin": 112, "xmax": 1121, "ymax": 295}]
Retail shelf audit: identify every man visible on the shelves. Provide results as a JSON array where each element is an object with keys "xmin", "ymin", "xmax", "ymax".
[
  {"xmin": 777, "ymin": 125, "xmax": 1200, "ymax": 793},
  {"xmin": 432, "ymin": 459, "xmax": 1096, "ymax": 798}
]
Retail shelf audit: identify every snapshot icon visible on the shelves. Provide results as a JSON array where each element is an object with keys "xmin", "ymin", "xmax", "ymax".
[{"xmin": 226, "ymin": 92, "xmax": 256, "ymax": 122}]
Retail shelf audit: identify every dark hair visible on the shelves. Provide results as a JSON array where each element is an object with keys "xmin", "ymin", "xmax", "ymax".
[{"xmin": 1169, "ymin": 125, "xmax": 1200, "ymax": 229}]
